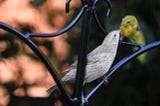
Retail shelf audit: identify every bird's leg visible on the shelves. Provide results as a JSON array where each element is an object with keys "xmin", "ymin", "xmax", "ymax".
[{"xmin": 80, "ymin": 91, "xmax": 88, "ymax": 105}]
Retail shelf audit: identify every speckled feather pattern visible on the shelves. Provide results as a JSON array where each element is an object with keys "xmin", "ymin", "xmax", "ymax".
[
  {"xmin": 62, "ymin": 30, "xmax": 120, "ymax": 83},
  {"xmin": 47, "ymin": 30, "xmax": 120, "ymax": 93}
]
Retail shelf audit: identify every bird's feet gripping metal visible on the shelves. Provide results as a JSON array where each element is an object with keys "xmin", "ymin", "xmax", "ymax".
[
  {"xmin": 81, "ymin": 97, "xmax": 88, "ymax": 106},
  {"xmin": 103, "ymin": 75, "xmax": 109, "ymax": 85},
  {"xmin": 80, "ymin": 92, "xmax": 89, "ymax": 106}
]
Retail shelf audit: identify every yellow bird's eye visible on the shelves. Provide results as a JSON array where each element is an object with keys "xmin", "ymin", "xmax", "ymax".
[
  {"xmin": 126, "ymin": 21, "xmax": 130, "ymax": 24},
  {"xmin": 120, "ymin": 15, "xmax": 139, "ymax": 38}
]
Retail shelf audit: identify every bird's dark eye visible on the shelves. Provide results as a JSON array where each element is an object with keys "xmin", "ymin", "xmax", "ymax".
[{"xmin": 126, "ymin": 21, "xmax": 130, "ymax": 24}]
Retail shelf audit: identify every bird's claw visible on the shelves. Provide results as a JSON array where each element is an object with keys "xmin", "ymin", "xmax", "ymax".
[
  {"xmin": 103, "ymin": 76, "xmax": 109, "ymax": 84},
  {"xmin": 81, "ymin": 97, "xmax": 88, "ymax": 105}
]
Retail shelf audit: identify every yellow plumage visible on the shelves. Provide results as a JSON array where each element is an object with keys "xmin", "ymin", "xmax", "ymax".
[
  {"xmin": 120, "ymin": 15, "xmax": 138, "ymax": 38},
  {"xmin": 120, "ymin": 15, "xmax": 147, "ymax": 63}
]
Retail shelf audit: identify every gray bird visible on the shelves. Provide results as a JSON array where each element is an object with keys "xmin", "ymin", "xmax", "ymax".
[{"xmin": 47, "ymin": 30, "xmax": 120, "ymax": 93}]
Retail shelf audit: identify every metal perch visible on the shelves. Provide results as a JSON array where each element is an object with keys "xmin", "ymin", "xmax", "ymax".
[{"xmin": 0, "ymin": 0, "xmax": 159, "ymax": 105}]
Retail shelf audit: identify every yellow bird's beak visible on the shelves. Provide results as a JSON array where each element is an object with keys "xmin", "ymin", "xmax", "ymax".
[
  {"xmin": 120, "ymin": 24, "xmax": 126, "ymax": 29},
  {"xmin": 120, "ymin": 23, "xmax": 129, "ymax": 28}
]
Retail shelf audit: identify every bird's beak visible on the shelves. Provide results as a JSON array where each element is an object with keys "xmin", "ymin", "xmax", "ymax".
[
  {"xmin": 120, "ymin": 24, "xmax": 124, "ymax": 29},
  {"xmin": 120, "ymin": 24, "xmax": 127, "ymax": 28}
]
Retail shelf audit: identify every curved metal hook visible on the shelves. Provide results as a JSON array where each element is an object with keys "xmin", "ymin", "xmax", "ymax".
[
  {"xmin": 65, "ymin": 0, "xmax": 87, "ymax": 13},
  {"xmin": 66, "ymin": 0, "xmax": 71, "ymax": 13},
  {"xmin": 93, "ymin": 0, "xmax": 112, "ymax": 16},
  {"xmin": 105, "ymin": 0, "xmax": 112, "ymax": 16},
  {"xmin": 25, "ymin": 6, "xmax": 86, "ymax": 38},
  {"xmin": 93, "ymin": 0, "xmax": 112, "ymax": 35},
  {"xmin": 93, "ymin": 10, "xmax": 107, "ymax": 35}
]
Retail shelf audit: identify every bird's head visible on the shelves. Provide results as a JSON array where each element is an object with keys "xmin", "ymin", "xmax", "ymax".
[
  {"xmin": 120, "ymin": 15, "xmax": 139, "ymax": 38},
  {"xmin": 102, "ymin": 30, "xmax": 120, "ymax": 45}
]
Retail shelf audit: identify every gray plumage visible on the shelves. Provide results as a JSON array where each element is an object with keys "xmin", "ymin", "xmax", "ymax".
[{"xmin": 47, "ymin": 30, "xmax": 120, "ymax": 93}]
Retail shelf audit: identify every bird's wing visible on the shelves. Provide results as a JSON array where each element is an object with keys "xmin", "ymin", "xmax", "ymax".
[
  {"xmin": 63, "ymin": 48, "xmax": 102, "ymax": 73},
  {"xmin": 87, "ymin": 45, "xmax": 113, "ymax": 64},
  {"xmin": 63, "ymin": 45, "xmax": 103, "ymax": 72}
]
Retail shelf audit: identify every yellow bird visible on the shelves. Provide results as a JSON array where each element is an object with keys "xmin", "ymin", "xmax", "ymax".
[{"xmin": 120, "ymin": 15, "xmax": 147, "ymax": 63}]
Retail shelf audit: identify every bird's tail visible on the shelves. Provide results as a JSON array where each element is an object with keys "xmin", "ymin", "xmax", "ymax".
[{"xmin": 47, "ymin": 85, "xmax": 58, "ymax": 93}]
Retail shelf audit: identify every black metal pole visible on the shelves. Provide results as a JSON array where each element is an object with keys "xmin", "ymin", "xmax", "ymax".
[{"xmin": 74, "ymin": 0, "xmax": 93, "ymax": 105}]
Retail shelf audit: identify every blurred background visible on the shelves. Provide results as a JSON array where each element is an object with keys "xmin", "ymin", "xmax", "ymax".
[{"xmin": 0, "ymin": 0, "xmax": 160, "ymax": 106}]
